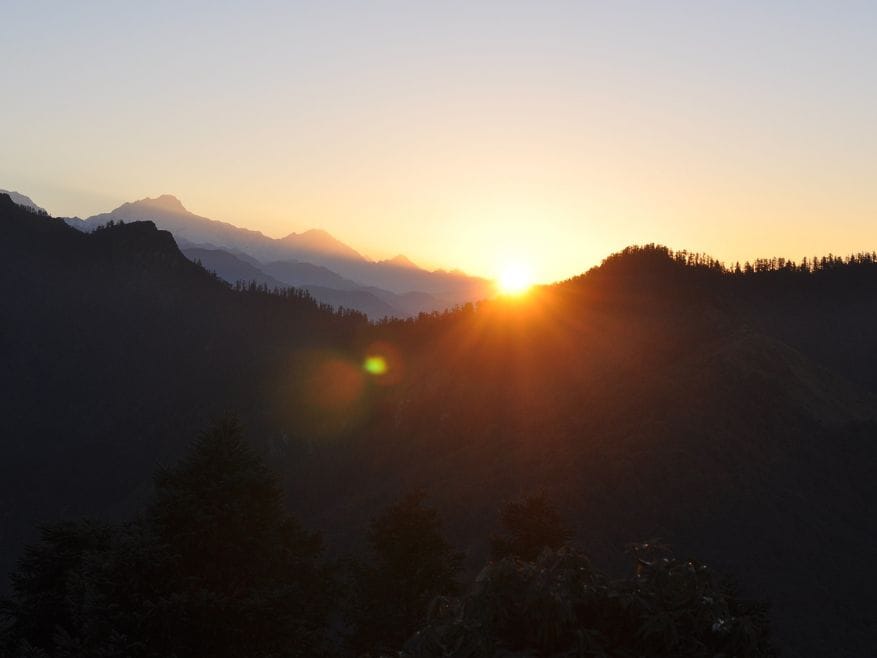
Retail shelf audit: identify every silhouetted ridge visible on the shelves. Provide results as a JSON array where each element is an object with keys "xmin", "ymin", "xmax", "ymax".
[
  {"xmin": 92, "ymin": 219, "xmax": 182, "ymax": 255},
  {"xmin": 0, "ymin": 192, "xmax": 69, "ymax": 235},
  {"xmin": 0, "ymin": 197, "xmax": 370, "ymax": 614},
  {"xmin": 555, "ymin": 243, "xmax": 877, "ymax": 318},
  {"xmin": 572, "ymin": 244, "xmax": 724, "ymax": 290},
  {"xmin": 546, "ymin": 244, "xmax": 726, "ymax": 318},
  {"xmin": 3, "ymin": 205, "xmax": 877, "ymax": 656},
  {"xmin": 569, "ymin": 243, "xmax": 877, "ymax": 282},
  {"xmin": 0, "ymin": 190, "xmax": 49, "ymax": 215}
]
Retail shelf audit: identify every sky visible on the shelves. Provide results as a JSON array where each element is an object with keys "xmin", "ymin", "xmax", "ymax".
[{"xmin": 2, "ymin": 1, "xmax": 876, "ymax": 283}]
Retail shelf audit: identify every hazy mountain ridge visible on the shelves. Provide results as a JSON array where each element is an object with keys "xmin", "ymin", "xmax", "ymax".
[
  {"xmin": 83, "ymin": 194, "xmax": 295, "ymax": 263},
  {"xmin": 81, "ymin": 194, "xmax": 493, "ymax": 305},
  {"xmin": 277, "ymin": 227, "xmax": 366, "ymax": 261},
  {"xmin": 181, "ymin": 244, "xmax": 406, "ymax": 318},
  {"xmin": 379, "ymin": 254, "xmax": 419, "ymax": 268},
  {"xmin": 181, "ymin": 245, "xmax": 448, "ymax": 318},
  {"xmin": 0, "ymin": 189, "xmax": 48, "ymax": 215},
  {"xmin": 3, "ymin": 197, "xmax": 877, "ymax": 655},
  {"xmin": 262, "ymin": 258, "xmax": 362, "ymax": 290},
  {"xmin": 181, "ymin": 247, "xmax": 288, "ymax": 290}
]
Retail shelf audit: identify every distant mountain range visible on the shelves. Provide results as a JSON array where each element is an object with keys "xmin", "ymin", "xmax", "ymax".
[
  {"xmin": 56, "ymin": 194, "xmax": 494, "ymax": 318},
  {"xmin": 181, "ymin": 247, "xmax": 288, "ymax": 289}
]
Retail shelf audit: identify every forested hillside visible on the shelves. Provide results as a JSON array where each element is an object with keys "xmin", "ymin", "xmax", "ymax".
[
  {"xmin": 0, "ymin": 194, "xmax": 369, "ymax": 598},
  {"xmin": 283, "ymin": 246, "xmax": 877, "ymax": 656},
  {"xmin": 2, "ymin": 194, "xmax": 875, "ymax": 656}
]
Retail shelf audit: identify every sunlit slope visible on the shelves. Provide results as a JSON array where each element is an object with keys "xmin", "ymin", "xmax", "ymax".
[{"xmin": 283, "ymin": 249, "xmax": 877, "ymax": 657}]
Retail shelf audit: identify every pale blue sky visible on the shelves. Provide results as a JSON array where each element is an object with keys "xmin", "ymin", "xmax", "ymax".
[{"xmin": 2, "ymin": 1, "xmax": 876, "ymax": 280}]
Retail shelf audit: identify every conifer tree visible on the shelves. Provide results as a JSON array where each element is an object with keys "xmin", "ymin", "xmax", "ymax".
[
  {"xmin": 346, "ymin": 491, "xmax": 462, "ymax": 655},
  {"xmin": 490, "ymin": 493, "xmax": 573, "ymax": 561}
]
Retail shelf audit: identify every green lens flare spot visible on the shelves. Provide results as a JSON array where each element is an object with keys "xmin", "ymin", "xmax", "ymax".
[{"xmin": 363, "ymin": 355, "xmax": 388, "ymax": 375}]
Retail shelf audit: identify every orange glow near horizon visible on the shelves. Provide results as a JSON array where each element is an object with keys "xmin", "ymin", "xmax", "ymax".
[{"xmin": 4, "ymin": 5, "xmax": 877, "ymax": 283}]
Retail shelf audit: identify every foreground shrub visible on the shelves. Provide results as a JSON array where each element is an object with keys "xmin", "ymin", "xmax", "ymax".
[{"xmin": 403, "ymin": 544, "xmax": 775, "ymax": 657}]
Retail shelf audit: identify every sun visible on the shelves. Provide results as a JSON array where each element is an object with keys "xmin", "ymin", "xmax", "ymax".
[{"xmin": 497, "ymin": 263, "xmax": 534, "ymax": 296}]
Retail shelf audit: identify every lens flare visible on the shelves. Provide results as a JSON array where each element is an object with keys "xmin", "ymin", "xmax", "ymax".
[{"xmin": 363, "ymin": 355, "xmax": 388, "ymax": 375}]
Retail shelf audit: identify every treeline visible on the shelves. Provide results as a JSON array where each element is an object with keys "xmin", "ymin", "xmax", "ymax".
[
  {"xmin": 229, "ymin": 279, "xmax": 369, "ymax": 322},
  {"xmin": 0, "ymin": 419, "xmax": 775, "ymax": 658},
  {"xmin": 21, "ymin": 205, "xmax": 49, "ymax": 218},
  {"xmin": 596, "ymin": 243, "xmax": 877, "ymax": 276},
  {"xmin": 370, "ymin": 242, "xmax": 877, "ymax": 337}
]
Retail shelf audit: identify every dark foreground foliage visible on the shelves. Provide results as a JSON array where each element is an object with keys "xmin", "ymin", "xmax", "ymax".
[
  {"xmin": 0, "ymin": 419, "xmax": 332, "ymax": 658},
  {"xmin": 404, "ymin": 546, "xmax": 774, "ymax": 658},
  {"xmin": 490, "ymin": 493, "xmax": 574, "ymax": 562},
  {"xmin": 344, "ymin": 492, "xmax": 463, "ymax": 655},
  {"xmin": 1, "ymin": 421, "xmax": 775, "ymax": 657}
]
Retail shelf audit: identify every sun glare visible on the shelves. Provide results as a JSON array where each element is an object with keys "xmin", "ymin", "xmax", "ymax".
[{"xmin": 497, "ymin": 264, "xmax": 533, "ymax": 296}]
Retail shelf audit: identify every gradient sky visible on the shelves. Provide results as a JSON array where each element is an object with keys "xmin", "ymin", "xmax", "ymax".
[{"xmin": 2, "ymin": 1, "xmax": 876, "ymax": 282}]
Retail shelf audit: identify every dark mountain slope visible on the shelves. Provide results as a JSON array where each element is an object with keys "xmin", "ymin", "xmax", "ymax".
[
  {"xmin": 299, "ymin": 285, "xmax": 399, "ymax": 319},
  {"xmin": 3, "ymin": 205, "xmax": 876, "ymax": 656},
  {"xmin": 0, "ymin": 194, "xmax": 368, "ymax": 594},
  {"xmin": 0, "ymin": 189, "xmax": 47, "ymax": 214},
  {"xmin": 280, "ymin": 249, "xmax": 877, "ymax": 657}
]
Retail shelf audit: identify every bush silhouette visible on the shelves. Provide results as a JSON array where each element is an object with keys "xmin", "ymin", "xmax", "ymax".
[
  {"xmin": 403, "ymin": 544, "xmax": 775, "ymax": 657},
  {"xmin": 346, "ymin": 491, "xmax": 463, "ymax": 655},
  {"xmin": 0, "ymin": 418, "xmax": 334, "ymax": 658},
  {"xmin": 490, "ymin": 493, "xmax": 573, "ymax": 561}
]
